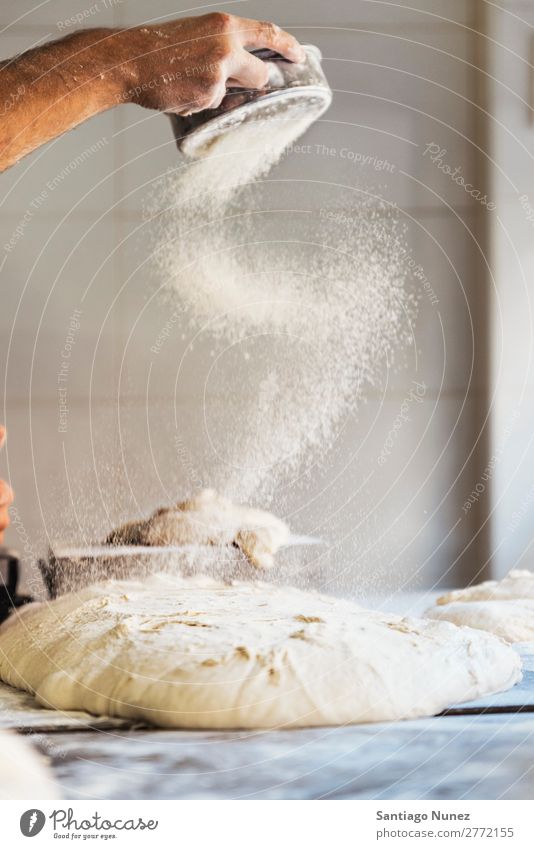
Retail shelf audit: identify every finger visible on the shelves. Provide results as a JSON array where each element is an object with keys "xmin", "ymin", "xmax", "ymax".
[
  {"xmin": 0, "ymin": 496, "xmax": 11, "ymax": 537},
  {"xmin": 0, "ymin": 431, "xmax": 10, "ymax": 542},
  {"xmin": 0, "ymin": 480, "xmax": 14, "ymax": 509},
  {"xmin": 0, "ymin": 512, "xmax": 9, "ymax": 542},
  {"xmin": 234, "ymin": 18, "xmax": 305, "ymax": 63},
  {"xmin": 227, "ymin": 50, "xmax": 270, "ymax": 89},
  {"xmin": 202, "ymin": 79, "xmax": 227, "ymax": 111}
]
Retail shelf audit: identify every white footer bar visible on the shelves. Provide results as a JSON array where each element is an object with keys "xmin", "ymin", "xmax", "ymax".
[{"xmin": 0, "ymin": 799, "xmax": 531, "ymax": 848}]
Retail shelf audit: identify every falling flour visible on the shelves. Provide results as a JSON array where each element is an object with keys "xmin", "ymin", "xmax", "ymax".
[{"xmin": 148, "ymin": 111, "xmax": 417, "ymax": 504}]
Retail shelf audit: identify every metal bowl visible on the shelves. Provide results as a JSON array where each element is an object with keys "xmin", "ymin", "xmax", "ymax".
[
  {"xmin": 169, "ymin": 44, "xmax": 332, "ymax": 159},
  {"xmin": 38, "ymin": 536, "xmax": 327, "ymax": 598}
]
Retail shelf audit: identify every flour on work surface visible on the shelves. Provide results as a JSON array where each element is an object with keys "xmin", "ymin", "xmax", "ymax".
[
  {"xmin": 0, "ymin": 574, "xmax": 520, "ymax": 730},
  {"xmin": 147, "ymin": 110, "xmax": 416, "ymax": 503},
  {"xmin": 106, "ymin": 488, "xmax": 289, "ymax": 570},
  {"xmin": 426, "ymin": 570, "xmax": 534, "ymax": 643}
]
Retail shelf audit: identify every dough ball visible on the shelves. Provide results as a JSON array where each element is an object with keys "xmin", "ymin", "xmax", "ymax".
[
  {"xmin": 0, "ymin": 574, "xmax": 521, "ymax": 730},
  {"xmin": 426, "ymin": 570, "xmax": 534, "ymax": 642},
  {"xmin": 106, "ymin": 489, "xmax": 290, "ymax": 570}
]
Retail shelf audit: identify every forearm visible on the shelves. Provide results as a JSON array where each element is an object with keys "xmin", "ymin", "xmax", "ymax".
[
  {"xmin": 0, "ymin": 14, "xmax": 304, "ymax": 173},
  {"xmin": 0, "ymin": 28, "xmax": 128, "ymax": 172}
]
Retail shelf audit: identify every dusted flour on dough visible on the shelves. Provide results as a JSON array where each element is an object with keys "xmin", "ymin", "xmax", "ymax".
[
  {"xmin": 0, "ymin": 574, "xmax": 520, "ymax": 730},
  {"xmin": 0, "ymin": 731, "xmax": 58, "ymax": 799},
  {"xmin": 426, "ymin": 570, "xmax": 534, "ymax": 643},
  {"xmin": 106, "ymin": 489, "xmax": 290, "ymax": 570}
]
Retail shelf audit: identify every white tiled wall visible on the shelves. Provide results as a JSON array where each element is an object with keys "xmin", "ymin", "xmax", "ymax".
[{"xmin": 0, "ymin": 1, "xmax": 486, "ymax": 597}]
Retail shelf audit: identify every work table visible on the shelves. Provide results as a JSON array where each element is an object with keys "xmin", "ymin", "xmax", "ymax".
[{"xmin": 37, "ymin": 713, "xmax": 534, "ymax": 800}]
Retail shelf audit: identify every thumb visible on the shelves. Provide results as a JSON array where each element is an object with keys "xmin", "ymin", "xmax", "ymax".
[{"xmin": 0, "ymin": 426, "xmax": 5, "ymax": 450}]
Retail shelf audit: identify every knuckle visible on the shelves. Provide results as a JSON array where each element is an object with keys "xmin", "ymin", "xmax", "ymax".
[
  {"xmin": 260, "ymin": 21, "xmax": 280, "ymax": 39},
  {"xmin": 207, "ymin": 11, "xmax": 232, "ymax": 33}
]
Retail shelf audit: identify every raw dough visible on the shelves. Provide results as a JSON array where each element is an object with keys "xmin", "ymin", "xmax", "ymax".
[
  {"xmin": 106, "ymin": 489, "xmax": 290, "ymax": 570},
  {"xmin": 0, "ymin": 731, "xmax": 58, "ymax": 799},
  {"xmin": 0, "ymin": 574, "xmax": 521, "ymax": 729},
  {"xmin": 426, "ymin": 570, "xmax": 534, "ymax": 643}
]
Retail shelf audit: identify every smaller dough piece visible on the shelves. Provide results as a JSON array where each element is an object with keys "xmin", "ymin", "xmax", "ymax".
[
  {"xmin": 106, "ymin": 489, "xmax": 290, "ymax": 570},
  {"xmin": 0, "ymin": 731, "xmax": 58, "ymax": 799},
  {"xmin": 426, "ymin": 570, "xmax": 534, "ymax": 643}
]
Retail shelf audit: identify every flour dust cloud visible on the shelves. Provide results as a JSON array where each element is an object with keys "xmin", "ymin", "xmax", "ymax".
[{"xmin": 147, "ymin": 115, "xmax": 417, "ymax": 506}]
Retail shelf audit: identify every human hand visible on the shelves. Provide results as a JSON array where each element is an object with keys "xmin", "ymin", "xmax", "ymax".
[
  {"xmin": 117, "ymin": 13, "xmax": 305, "ymax": 114},
  {"xmin": 0, "ymin": 427, "xmax": 14, "ymax": 544}
]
